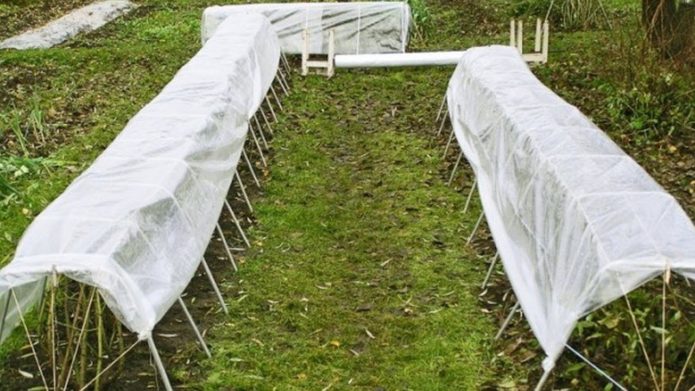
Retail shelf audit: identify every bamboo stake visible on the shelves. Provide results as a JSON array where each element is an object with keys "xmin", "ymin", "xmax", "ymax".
[
  {"xmin": 57, "ymin": 285, "xmax": 85, "ymax": 387},
  {"xmin": 36, "ymin": 277, "xmax": 48, "ymax": 341},
  {"xmin": 117, "ymin": 321, "xmax": 125, "ymax": 374},
  {"xmin": 661, "ymin": 268, "xmax": 670, "ymax": 390},
  {"xmin": 95, "ymin": 293, "xmax": 104, "ymax": 390},
  {"xmin": 78, "ymin": 289, "xmax": 94, "ymax": 389},
  {"xmin": 49, "ymin": 270, "xmax": 58, "ymax": 390},
  {"xmin": 63, "ymin": 288, "xmax": 96, "ymax": 390},
  {"xmin": 11, "ymin": 288, "xmax": 49, "ymax": 390},
  {"xmin": 623, "ymin": 292, "xmax": 660, "ymax": 390},
  {"xmin": 79, "ymin": 341, "xmax": 139, "ymax": 391},
  {"xmin": 674, "ymin": 338, "xmax": 695, "ymax": 391}
]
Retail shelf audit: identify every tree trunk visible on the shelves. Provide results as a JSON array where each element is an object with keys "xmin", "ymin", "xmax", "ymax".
[{"xmin": 643, "ymin": 0, "xmax": 695, "ymax": 62}]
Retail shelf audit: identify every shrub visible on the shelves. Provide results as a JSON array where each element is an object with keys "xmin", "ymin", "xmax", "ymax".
[
  {"xmin": 602, "ymin": 70, "xmax": 695, "ymax": 143},
  {"xmin": 407, "ymin": 0, "xmax": 432, "ymax": 39}
]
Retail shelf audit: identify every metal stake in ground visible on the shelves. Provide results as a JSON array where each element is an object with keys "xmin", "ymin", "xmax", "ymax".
[
  {"xmin": 253, "ymin": 115, "xmax": 270, "ymax": 146},
  {"xmin": 215, "ymin": 223, "xmax": 238, "ymax": 272},
  {"xmin": 281, "ymin": 66, "xmax": 291, "ymax": 87},
  {"xmin": 276, "ymin": 72, "xmax": 290, "ymax": 95},
  {"xmin": 443, "ymin": 128, "xmax": 456, "ymax": 158},
  {"xmin": 494, "ymin": 301, "xmax": 520, "ymax": 340},
  {"xmin": 259, "ymin": 106, "xmax": 274, "ymax": 133},
  {"xmin": 177, "ymin": 297, "xmax": 211, "ymax": 358},
  {"xmin": 242, "ymin": 148, "xmax": 261, "ymax": 188},
  {"xmin": 437, "ymin": 108, "xmax": 448, "ymax": 136},
  {"xmin": 281, "ymin": 53, "xmax": 291, "ymax": 74},
  {"xmin": 252, "ymin": 118, "xmax": 269, "ymax": 149},
  {"xmin": 534, "ymin": 367, "xmax": 552, "ymax": 391},
  {"xmin": 467, "ymin": 211, "xmax": 485, "ymax": 245},
  {"xmin": 463, "ymin": 178, "xmax": 477, "ymax": 214},
  {"xmin": 235, "ymin": 171, "xmax": 254, "ymax": 213},
  {"xmin": 270, "ymin": 84, "xmax": 283, "ymax": 111},
  {"xmin": 447, "ymin": 152, "xmax": 463, "ymax": 186},
  {"xmin": 435, "ymin": 92, "xmax": 447, "ymax": 122},
  {"xmin": 224, "ymin": 199, "xmax": 250, "ymax": 247},
  {"xmin": 481, "ymin": 252, "xmax": 499, "ymax": 290},
  {"xmin": 147, "ymin": 335, "xmax": 174, "ymax": 391},
  {"xmin": 563, "ymin": 344, "xmax": 628, "ymax": 391},
  {"xmin": 248, "ymin": 123, "xmax": 267, "ymax": 167},
  {"xmin": 201, "ymin": 257, "xmax": 229, "ymax": 314},
  {"xmin": 265, "ymin": 95, "xmax": 279, "ymax": 123}
]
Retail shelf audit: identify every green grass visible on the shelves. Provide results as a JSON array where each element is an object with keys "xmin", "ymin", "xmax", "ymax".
[{"xmin": 200, "ymin": 70, "xmax": 502, "ymax": 389}]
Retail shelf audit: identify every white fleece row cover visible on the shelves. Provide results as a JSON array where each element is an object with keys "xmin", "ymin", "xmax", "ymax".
[
  {"xmin": 201, "ymin": 2, "xmax": 410, "ymax": 55},
  {"xmin": 447, "ymin": 46, "xmax": 695, "ymax": 371},
  {"xmin": 0, "ymin": 0, "xmax": 135, "ymax": 50},
  {"xmin": 0, "ymin": 14, "xmax": 280, "ymax": 342}
]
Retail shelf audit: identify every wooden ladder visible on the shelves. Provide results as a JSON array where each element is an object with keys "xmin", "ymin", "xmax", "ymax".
[
  {"xmin": 510, "ymin": 18, "xmax": 550, "ymax": 64},
  {"xmin": 301, "ymin": 29, "xmax": 335, "ymax": 78}
]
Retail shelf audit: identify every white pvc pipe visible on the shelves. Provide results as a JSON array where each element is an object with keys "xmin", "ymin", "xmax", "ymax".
[{"xmin": 334, "ymin": 51, "xmax": 464, "ymax": 68}]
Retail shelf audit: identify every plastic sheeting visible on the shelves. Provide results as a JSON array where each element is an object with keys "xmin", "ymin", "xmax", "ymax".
[
  {"xmin": 0, "ymin": 14, "xmax": 280, "ymax": 341},
  {"xmin": 446, "ymin": 45, "xmax": 695, "ymax": 371},
  {"xmin": 201, "ymin": 2, "xmax": 411, "ymax": 55},
  {"xmin": 0, "ymin": 0, "xmax": 135, "ymax": 50}
]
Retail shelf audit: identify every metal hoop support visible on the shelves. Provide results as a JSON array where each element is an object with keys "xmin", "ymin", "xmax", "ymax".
[
  {"xmin": 443, "ymin": 129, "xmax": 456, "ymax": 158},
  {"xmin": 201, "ymin": 258, "xmax": 229, "ymax": 315},
  {"xmin": 177, "ymin": 297, "xmax": 211, "ymax": 358},
  {"xmin": 447, "ymin": 152, "xmax": 463, "ymax": 186},
  {"xmin": 463, "ymin": 178, "xmax": 477, "ymax": 214},
  {"xmin": 276, "ymin": 71, "xmax": 290, "ymax": 95},
  {"xmin": 467, "ymin": 211, "xmax": 485, "ymax": 245},
  {"xmin": 495, "ymin": 301, "xmax": 520, "ymax": 340},
  {"xmin": 265, "ymin": 96, "xmax": 278, "ymax": 123},
  {"xmin": 147, "ymin": 335, "xmax": 174, "ymax": 391},
  {"xmin": 481, "ymin": 252, "xmax": 499, "ymax": 290},
  {"xmin": 242, "ymin": 149, "xmax": 261, "ymax": 188},
  {"xmin": 235, "ymin": 171, "xmax": 253, "ymax": 213},
  {"xmin": 280, "ymin": 52, "xmax": 291, "ymax": 76},
  {"xmin": 248, "ymin": 123, "xmax": 267, "ymax": 167},
  {"xmin": 437, "ymin": 108, "xmax": 448, "ymax": 136},
  {"xmin": 252, "ymin": 119, "xmax": 269, "ymax": 149},
  {"xmin": 435, "ymin": 92, "xmax": 447, "ymax": 122},
  {"xmin": 259, "ymin": 106, "xmax": 274, "ymax": 133},
  {"xmin": 252, "ymin": 116, "xmax": 268, "ymax": 145},
  {"xmin": 216, "ymin": 223, "xmax": 238, "ymax": 272},
  {"xmin": 564, "ymin": 345, "xmax": 627, "ymax": 391},
  {"xmin": 224, "ymin": 199, "xmax": 250, "ymax": 247},
  {"xmin": 534, "ymin": 368, "xmax": 553, "ymax": 391},
  {"xmin": 270, "ymin": 85, "xmax": 283, "ymax": 111}
]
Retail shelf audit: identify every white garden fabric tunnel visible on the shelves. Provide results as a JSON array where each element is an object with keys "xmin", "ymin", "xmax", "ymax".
[
  {"xmin": 201, "ymin": 2, "xmax": 411, "ymax": 55},
  {"xmin": 0, "ymin": 13, "xmax": 280, "ymax": 342},
  {"xmin": 445, "ymin": 45, "xmax": 695, "ymax": 380}
]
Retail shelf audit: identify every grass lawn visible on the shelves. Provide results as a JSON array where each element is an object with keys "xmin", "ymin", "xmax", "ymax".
[
  {"xmin": 199, "ymin": 68, "xmax": 503, "ymax": 389},
  {"xmin": 0, "ymin": 0, "xmax": 693, "ymax": 389}
]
